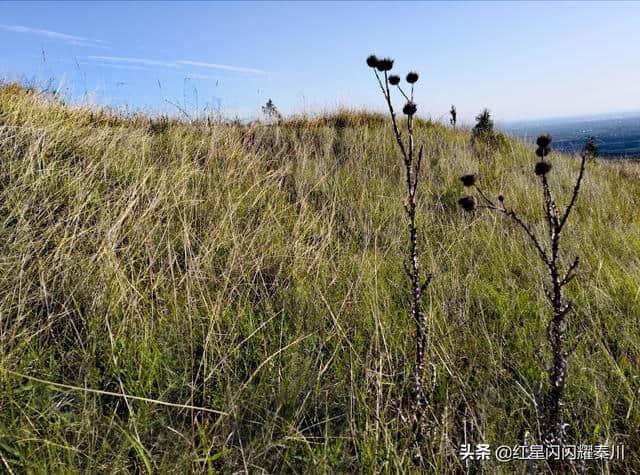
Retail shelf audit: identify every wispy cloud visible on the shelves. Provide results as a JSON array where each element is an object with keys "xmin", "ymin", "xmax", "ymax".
[
  {"xmin": 83, "ymin": 55, "xmax": 265, "ymax": 75},
  {"xmin": 86, "ymin": 55, "xmax": 179, "ymax": 69},
  {"xmin": 77, "ymin": 61, "xmax": 153, "ymax": 72},
  {"xmin": 176, "ymin": 60, "xmax": 265, "ymax": 75},
  {"xmin": 182, "ymin": 72, "xmax": 221, "ymax": 80},
  {"xmin": 82, "ymin": 58, "xmax": 220, "ymax": 80},
  {"xmin": 0, "ymin": 24, "xmax": 108, "ymax": 48}
]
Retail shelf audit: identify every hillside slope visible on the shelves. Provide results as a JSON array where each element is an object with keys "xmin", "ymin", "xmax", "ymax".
[{"xmin": 1, "ymin": 85, "xmax": 639, "ymax": 473}]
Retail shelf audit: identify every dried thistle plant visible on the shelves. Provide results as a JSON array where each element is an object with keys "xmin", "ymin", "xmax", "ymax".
[
  {"xmin": 458, "ymin": 135, "xmax": 588, "ymax": 455},
  {"xmin": 366, "ymin": 54, "xmax": 432, "ymax": 416}
]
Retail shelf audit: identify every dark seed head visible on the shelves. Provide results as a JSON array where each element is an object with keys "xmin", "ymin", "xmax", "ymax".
[
  {"xmin": 406, "ymin": 71, "xmax": 419, "ymax": 84},
  {"xmin": 534, "ymin": 161, "xmax": 552, "ymax": 176},
  {"xmin": 460, "ymin": 174, "xmax": 476, "ymax": 187},
  {"xmin": 536, "ymin": 134, "xmax": 552, "ymax": 149},
  {"xmin": 458, "ymin": 195, "xmax": 477, "ymax": 212},
  {"xmin": 536, "ymin": 146, "xmax": 551, "ymax": 158},
  {"xmin": 376, "ymin": 57, "xmax": 394, "ymax": 72},
  {"xmin": 366, "ymin": 55, "xmax": 379, "ymax": 68},
  {"xmin": 388, "ymin": 74, "xmax": 400, "ymax": 86},
  {"xmin": 402, "ymin": 102, "xmax": 417, "ymax": 116},
  {"xmin": 498, "ymin": 195, "xmax": 504, "ymax": 202}
]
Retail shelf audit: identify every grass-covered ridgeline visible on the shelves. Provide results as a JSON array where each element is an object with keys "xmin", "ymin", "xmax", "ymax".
[{"xmin": 0, "ymin": 84, "xmax": 639, "ymax": 473}]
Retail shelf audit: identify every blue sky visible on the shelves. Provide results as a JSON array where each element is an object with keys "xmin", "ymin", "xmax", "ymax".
[{"xmin": 1, "ymin": 1, "xmax": 639, "ymax": 123}]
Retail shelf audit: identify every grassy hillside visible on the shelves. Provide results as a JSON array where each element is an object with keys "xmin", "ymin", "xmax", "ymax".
[{"xmin": 1, "ymin": 84, "xmax": 639, "ymax": 473}]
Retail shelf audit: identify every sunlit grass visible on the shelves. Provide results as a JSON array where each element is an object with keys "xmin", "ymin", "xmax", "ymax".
[{"xmin": 0, "ymin": 84, "xmax": 638, "ymax": 473}]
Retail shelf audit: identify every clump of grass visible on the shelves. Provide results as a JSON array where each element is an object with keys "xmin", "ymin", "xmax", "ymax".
[
  {"xmin": 459, "ymin": 135, "xmax": 588, "ymax": 464},
  {"xmin": 366, "ymin": 54, "xmax": 433, "ymax": 419}
]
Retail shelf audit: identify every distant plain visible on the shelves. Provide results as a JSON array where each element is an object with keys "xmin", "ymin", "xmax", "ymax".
[{"xmin": 503, "ymin": 113, "xmax": 640, "ymax": 159}]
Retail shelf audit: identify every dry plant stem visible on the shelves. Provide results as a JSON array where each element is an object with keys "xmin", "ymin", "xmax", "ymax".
[
  {"xmin": 374, "ymin": 69, "xmax": 431, "ymax": 411},
  {"xmin": 374, "ymin": 70, "xmax": 406, "ymax": 158},
  {"xmin": 477, "ymin": 152, "xmax": 587, "ymax": 447}
]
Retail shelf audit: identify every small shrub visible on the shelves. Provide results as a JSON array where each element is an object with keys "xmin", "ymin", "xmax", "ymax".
[
  {"xmin": 472, "ymin": 108, "xmax": 493, "ymax": 136},
  {"xmin": 262, "ymin": 98, "xmax": 281, "ymax": 122},
  {"xmin": 583, "ymin": 135, "xmax": 599, "ymax": 160},
  {"xmin": 470, "ymin": 108, "xmax": 508, "ymax": 159}
]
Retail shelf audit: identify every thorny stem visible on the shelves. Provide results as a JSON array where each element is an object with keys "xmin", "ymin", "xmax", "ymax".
[
  {"xmin": 396, "ymin": 85, "xmax": 410, "ymax": 102},
  {"xmin": 473, "ymin": 184, "xmax": 496, "ymax": 209},
  {"xmin": 476, "ymin": 151, "xmax": 587, "ymax": 452},
  {"xmin": 477, "ymin": 204, "xmax": 551, "ymax": 267},
  {"xmin": 374, "ymin": 70, "xmax": 407, "ymax": 160},
  {"xmin": 372, "ymin": 67, "xmax": 431, "ymax": 418},
  {"xmin": 559, "ymin": 153, "xmax": 587, "ymax": 232}
]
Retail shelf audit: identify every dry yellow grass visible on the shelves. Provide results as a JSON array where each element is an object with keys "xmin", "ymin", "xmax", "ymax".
[{"xmin": 0, "ymin": 84, "xmax": 639, "ymax": 472}]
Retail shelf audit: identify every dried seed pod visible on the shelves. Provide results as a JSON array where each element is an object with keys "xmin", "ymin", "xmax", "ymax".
[
  {"xmin": 460, "ymin": 174, "xmax": 477, "ymax": 187},
  {"xmin": 388, "ymin": 74, "xmax": 400, "ymax": 85},
  {"xmin": 535, "ymin": 161, "xmax": 553, "ymax": 176},
  {"xmin": 366, "ymin": 54, "xmax": 379, "ymax": 68},
  {"xmin": 536, "ymin": 147, "xmax": 551, "ymax": 158},
  {"xmin": 376, "ymin": 58, "xmax": 394, "ymax": 72},
  {"xmin": 403, "ymin": 102, "xmax": 417, "ymax": 116},
  {"xmin": 536, "ymin": 134, "xmax": 552, "ymax": 149},
  {"xmin": 458, "ymin": 195, "xmax": 477, "ymax": 212},
  {"xmin": 406, "ymin": 71, "xmax": 419, "ymax": 84}
]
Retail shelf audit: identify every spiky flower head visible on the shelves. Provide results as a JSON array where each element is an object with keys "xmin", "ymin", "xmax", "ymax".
[
  {"xmin": 536, "ymin": 134, "xmax": 552, "ymax": 149},
  {"xmin": 536, "ymin": 146, "xmax": 551, "ymax": 158},
  {"xmin": 366, "ymin": 55, "xmax": 379, "ymax": 68},
  {"xmin": 406, "ymin": 71, "xmax": 419, "ymax": 84},
  {"xmin": 376, "ymin": 58, "xmax": 394, "ymax": 72},
  {"xmin": 535, "ymin": 134, "xmax": 552, "ymax": 158},
  {"xmin": 403, "ymin": 102, "xmax": 417, "ymax": 116},
  {"xmin": 534, "ymin": 161, "xmax": 552, "ymax": 176},
  {"xmin": 388, "ymin": 74, "xmax": 400, "ymax": 86},
  {"xmin": 458, "ymin": 195, "xmax": 477, "ymax": 212},
  {"xmin": 460, "ymin": 174, "xmax": 477, "ymax": 187}
]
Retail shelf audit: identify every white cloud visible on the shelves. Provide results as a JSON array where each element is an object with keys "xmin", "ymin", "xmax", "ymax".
[
  {"xmin": 176, "ymin": 60, "xmax": 265, "ymax": 75},
  {"xmin": 83, "ymin": 56, "xmax": 266, "ymax": 76},
  {"xmin": 0, "ymin": 24, "xmax": 108, "ymax": 48},
  {"xmin": 77, "ymin": 61, "xmax": 153, "ymax": 72},
  {"xmin": 85, "ymin": 55, "xmax": 179, "ymax": 68}
]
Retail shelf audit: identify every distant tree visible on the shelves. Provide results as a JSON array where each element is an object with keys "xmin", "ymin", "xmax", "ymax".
[
  {"xmin": 262, "ymin": 98, "xmax": 281, "ymax": 122},
  {"xmin": 582, "ymin": 135, "xmax": 599, "ymax": 159},
  {"xmin": 449, "ymin": 105, "xmax": 457, "ymax": 129},
  {"xmin": 473, "ymin": 108, "xmax": 493, "ymax": 136},
  {"xmin": 470, "ymin": 108, "xmax": 507, "ymax": 159}
]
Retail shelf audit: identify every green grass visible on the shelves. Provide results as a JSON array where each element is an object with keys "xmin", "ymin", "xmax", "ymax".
[{"xmin": 0, "ymin": 84, "xmax": 639, "ymax": 473}]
